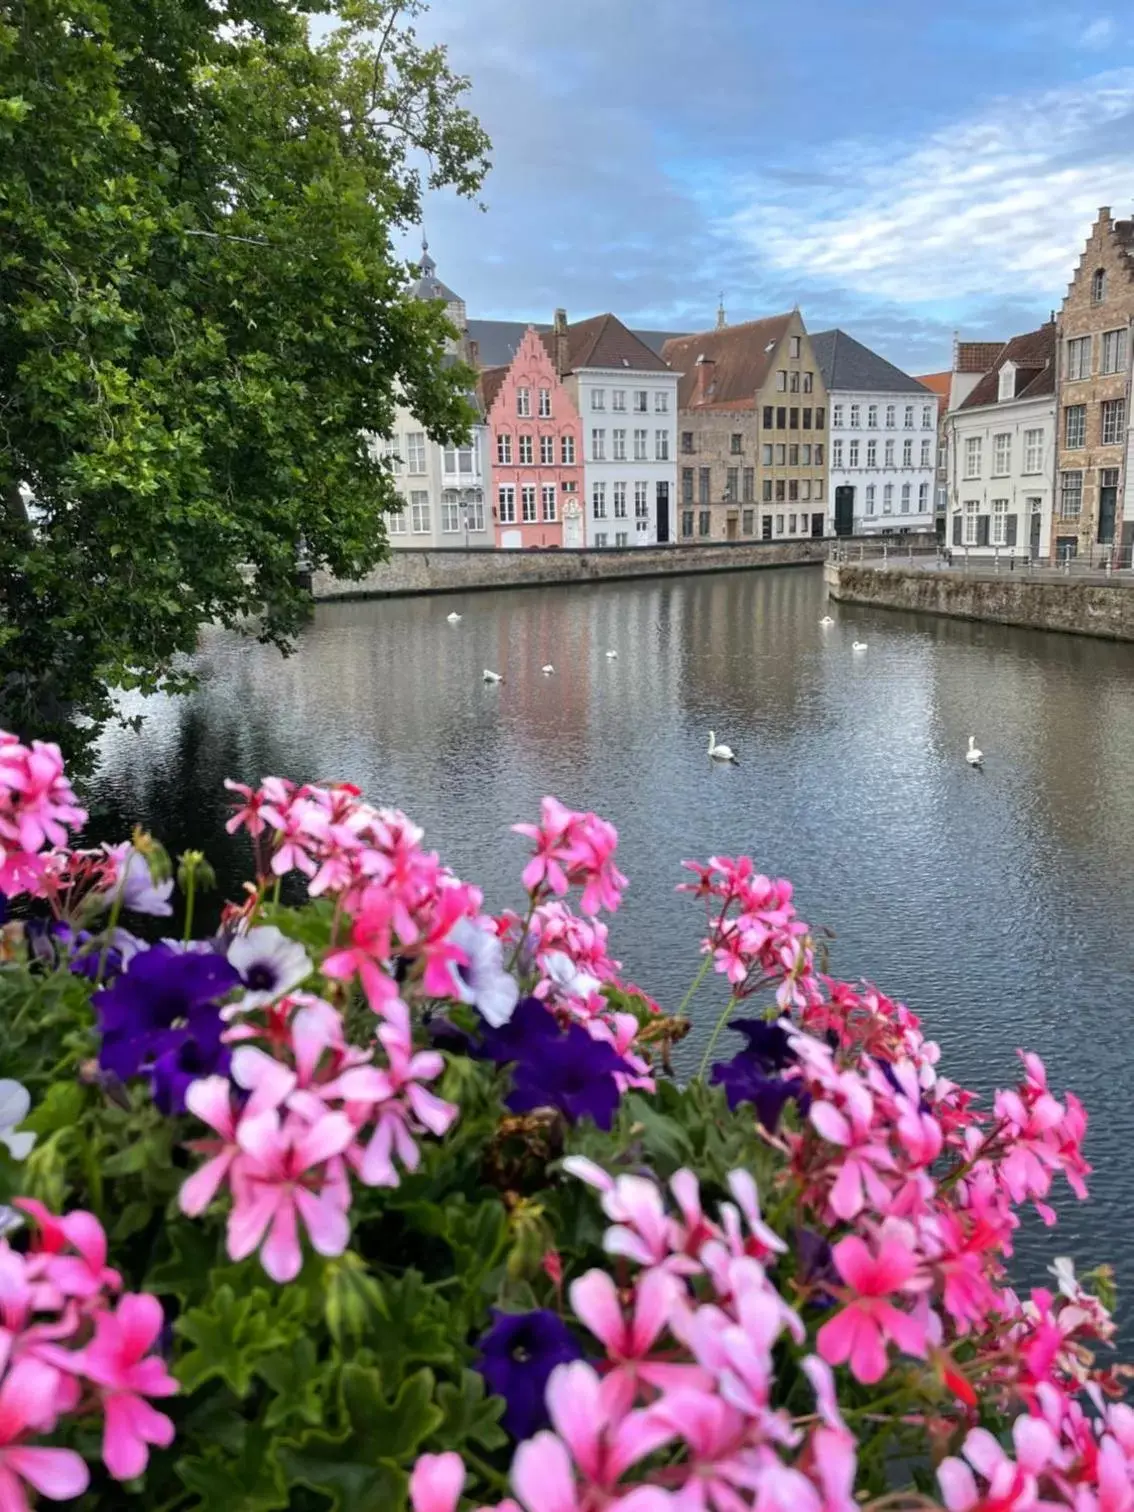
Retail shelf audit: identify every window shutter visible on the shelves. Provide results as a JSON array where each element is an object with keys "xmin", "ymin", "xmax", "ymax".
[
  {"xmin": 1005, "ymin": 514, "xmax": 1018, "ymax": 547},
  {"xmin": 952, "ymin": 515, "xmax": 962, "ymax": 546},
  {"xmin": 977, "ymin": 515, "xmax": 990, "ymax": 547}
]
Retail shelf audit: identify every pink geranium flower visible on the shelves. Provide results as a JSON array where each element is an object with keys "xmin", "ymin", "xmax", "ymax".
[
  {"xmin": 0, "ymin": 1359, "xmax": 89, "ymax": 1508},
  {"xmin": 938, "ymin": 1418, "xmax": 1058, "ymax": 1512},
  {"xmin": 817, "ymin": 1231, "xmax": 929, "ymax": 1384},
  {"xmin": 77, "ymin": 1294, "xmax": 178, "ymax": 1480}
]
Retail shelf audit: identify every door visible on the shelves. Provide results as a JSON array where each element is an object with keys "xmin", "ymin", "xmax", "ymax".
[
  {"xmin": 1029, "ymin": 508, "xmax": 1042, "ymax": 560},
  {"xmin": 834, "ymin": 486, "xmax": 855, "ymax": 536},
  {"xmin": 1098, "ymin": 482, "xmax": 1118, "ymax": 544},
  {"xmin": 810, "ymin": 512, "xmax": 824, "ymax": 538},
  {"xmin": 726, "ymin": 513, "xmax": 738, "ymax": 542},
  {"xmin": 761, "ymin": 516, "xmax": 772, "ymax": 540},
  {"xmin": 656, "ymin": 482, "xmax": 670, "ymax": 544},
  {"xmin": 563, "ymin": 504, "xmax": 583, "ymax": 550}
]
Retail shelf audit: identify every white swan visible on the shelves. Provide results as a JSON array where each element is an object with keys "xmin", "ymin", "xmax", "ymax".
[
  {"xmin": 482, "ymin": 669, "xmax": 503, "ymax": 684},
  {"xmin": 708, "ymin": 730, "xmax": 737, "ymax": 763},
  {"xmin": 541, "ymin": 664, "xmax": 554, "ymax": 675},
  {"xmin": 820, "ymin": 615, "xmax": 834, "ymax": 626},
  {"xmin": 605, "ymin": 649, "xmax": 618, "ymax": 659},
  {"xmin": 447, "ymin": 612, "xmax": 462, "ymax": 623},
  {"xmin": 966, "ymin": 735, "xmax": 983, "ymax": 766},
  {"xmin": 852, "ymin": 641, "xmax": 868, "ymax": 652}
]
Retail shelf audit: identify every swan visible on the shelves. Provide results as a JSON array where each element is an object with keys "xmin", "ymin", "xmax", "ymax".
[
  {"xmin": 541, "ymin": 664, "xmax": 554, "ymax": 675},
  {"xmin": 447, "ymin": 612, "xmax": 462, "ymax": 623},
  {"xmin": 852, "ymin": 641, "xmax": 868, "ymax": 652},
  {"xmin": 708, "ymin": 730, "xmax": 737, "ymax": 763},
  {"xmin": 819, "ymin": 615, "xmax": 834, "ymax": 626},
  {"xmin": 605, "ymin": 649, "xmax": 618, "ymax": 659},
  {"xmin": 482, "ymin": 669, "xmax": 503, "ymax": 684},
  {"xmin": 966, "ymin": 736, "xmax": 983, "ymax": 766}
]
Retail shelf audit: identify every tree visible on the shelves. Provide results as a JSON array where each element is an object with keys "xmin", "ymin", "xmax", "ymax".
[{"xmin": 0, "ymin": 0, "xmax": 490, "ymax": 750}]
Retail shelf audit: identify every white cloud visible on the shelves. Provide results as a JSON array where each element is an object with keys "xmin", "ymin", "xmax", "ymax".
[
  {"xmin": 721, "ymin": 70, "xmax": 1134, "ymax": 305},
  {"xmin": 1081, "ymin": 17, "xmax": 1116, "ymax": 48}
]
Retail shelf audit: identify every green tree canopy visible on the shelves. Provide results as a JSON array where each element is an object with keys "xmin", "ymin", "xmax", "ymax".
[{"xmin": 0, "ymin": 0, "xmax": 490, "ymax": 748}]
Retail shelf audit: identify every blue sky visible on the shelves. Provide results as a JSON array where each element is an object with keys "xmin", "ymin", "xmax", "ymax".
[{"xmin": 407, "ymin": 0, "xmax": 1134, "ymax": 373}]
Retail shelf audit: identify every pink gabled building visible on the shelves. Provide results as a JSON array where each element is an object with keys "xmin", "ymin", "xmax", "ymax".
[{"xmin": 479, "ymin": 327, "xmax": 585, "ymax": 549}]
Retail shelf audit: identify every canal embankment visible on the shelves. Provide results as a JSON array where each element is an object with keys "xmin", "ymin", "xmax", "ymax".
[{"xmin": 825, "ymin": 558, "xmax": 1134, "ymax": 641}]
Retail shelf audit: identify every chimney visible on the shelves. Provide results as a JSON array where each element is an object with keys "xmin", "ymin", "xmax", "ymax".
[
  {"xmin": 467, "ymin": 337, "xmax": 480, "ymax": 368},
  {"xmin": 553, "ymin": 308, "xmax": 569, "ymax": 377},
  {"xmin": 694, "ymin": 353, "xmax": 715, "ymax": 405}
]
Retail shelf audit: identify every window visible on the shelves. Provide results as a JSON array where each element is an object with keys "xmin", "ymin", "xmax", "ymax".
[
  {"xmin": 521, "ymin": 486, "xmax": 537, "ymax": 523},
  {"xmin": 498, "ymin": 485, "xmax": 516, "ymax": 524},
  {"xmin": 801, "ymin": 480, "xmax": 811, "ymax": 501},
  {"xmin": 516, "ymin": 387, "xmax": 530, "ymax": 417},
  {"xmin": 832, "ymin": 440, "xmax": 844, "ymax": 467},
  {"xmin": 802, "ymin": 444, "xmax": 812, "ymax": 465},
  {"xmin": 407, "ymin": 432, "xmax": 427, "ymax": 473},
  {"xmin": 762, "ymin": 443, "xmax": 773, "ymax": 465},
  {"xmin": 763, "ymin": 406, "xmax": 774, "ymax": 429},
  {"xmin": 775, "ymin": 444, "xmax": 786, "ymax": 465},
  {"xmin": 789, "ymin": 371, "xmax": 800, "ymax": 393},
  {"xmin": 518, "ymin": 434, "xmax": 533, "ymax": 464},
  {"xmin": 1060, "ymin": 471, "xmax": 1082, "ymax": 519},
  {"xmin": 802, "ymin": 408, "xmax": 812, "ymax": 430},
  {"xmin": 633, "ymin": 390, "xmax": 648, "ymax": 413},
  {"xmin": 540, "ymin": 435, "xmax": 554, "ymax": 465},
  {"xmin": 698, "ymin": 467, "xmax": 711, "ymax": 504},
  {"xmin": 743, "ymin": 467, "xmax": 754, "ymax": 502},
  {"xmin": 904, "ymin": 405, "xmax": 914, "ymax": 429},
  {"xmin": 777, "ymin": 407, "xmax": 787, "ymax": 429},
  {"xmin": 867, "ymin": 405, "xmax": 878, "ymax": 428},
  {"xmin": 591, "ymin": 389, "xmax": 606, "ymax": 410},
  {"xmin": 992, "ymin": 433, "xmax": 1010, "ymax": 476},
  {"xmin": 923, "ymin": 405, "xmax": 935, "ymax": 429},
  {"xmin": 1024, "ymin": 428, "xmax": 1044, "ymax": 474},
  {"xmin": 630, "ymin": 429, "xmax": 645, "ymax": 460},
  {"xmin": 1102, "ymin": 329, "xmax": 1128, "ymax": 375},
  {"xmin": 592, "ymin": 428, "xmax": 606, "ymax": 460},
  {"xmin": 848, "ymin": 440, "xmax": 859, "ymax": 468},
  {"xmin": 991, "ymin": 498, "xmax": 1008, "ymax": 545},
  {"xmin": 592, "ymin": 483, "xmax": 607, "ymax": 519},
  {"xmin": 497, "ymin": 433, "xmax": 512, "ymax": 465},
  {"xmin": 884, "ymin": 439, "xmax": 895, "ymax": 467},
  {"xmin": 682, "ymin": 510, "xmax": 694, "ymax": 538},
  {"xmin": 776, "ymin": 371, "xmax": 787, "ymax": 391},
  {"xmin": 1066, "ymin": 337, "xmax": 1091, "ymax": 381},
  {"xmin": 612, "ymin": 482, "xmax": 627, "ymax": 519},
  {"xmin": 789, "ymin": 407, "xmax": 799, "ymax": 429},
  {"xmin": 1102, "ymin": 397, "xmax": 1126, "ymax": 446},
  {"xmin": 814, "ymin": 481, "xmax": 823, "ymax": 501},
  {"xmin": 561, "ymin": 435, "xmax": 575, "ymax": 465},
  {"xmin": 938, "ymin": 442, "xmax": 947, "ymax": 470},
  {"xmin": 832, "ymin": 404, "xmax": 844, "ymax": 428},
  {"xmin": 1092, "ymin": 268, "xmax": 1107, "ymax": 304},
  {"xmin": 655, "ymin": 430, "xmax": 670, "ymax": 461},
  {"xmin": 788, "ymin": 480, "xmax": 799, "ymax": 502},
  {"xmin": 388, "ymin": 508, "xmax": 406, "ymax": 533},
  {"xmin": 441, "ymin": 498, "xmax": 460, "ymax": 534},
  {"xmin": 963, "ymin": 436, "xmax": 981, "ymax": 479},
  {"xmin": 1064, "ymin": 405, "xmax": 1086, "ymax": 450},
  {"xmin": 921, "ymin": 439, "xmax": 932, "ymax": 468},
  {"xmin": 883, "ymin": 484, "xmax": 894, "ymax": 515},
  {"xmin": 866, "ymin": 484, "xmax": 876, "ymax": 515},
  {"xmin": 635, "ymin": 482, "xmax": 649, "ymax": 519},
  {"xmin": 612, "ymin": 429, "xmax": 626, "ymax": 461},
  {"xmin": 762, "ymin": 480, "xmax": 773, "ymax": 502},
  {"xmin": 775, "ymin": 480, "xmax": 786, "ymax": 502},
  {"xmin": 742, "ymin": 508, "xmax": 754, "ymax": 535},
  {"xmin": 850, "ymin": 404, "xmax": 860, "ymax": 428},
  {"xmin": 655, "ymin": 391, "xmax": 669, "ymax": 413},
  {"xmin": 775, "ymin": 514, "xmax": 784, "ymax": 535},
  {"xmin": 918, "ymin": 483, "xmax": 929, "ymax": 513},
  {"xmin": 442, "ymin": 444, "xmax": 476, "ymax": 476},
  {"xmin": 595, "ymin": 532, "xmax": 608, "ymax": 548},
  {"xmin": 963, "ymin": 499, "xmax": 979, "ymax": 544},
  {"xmin": 789, "ymin": 335, "xmax": 801, "ymax": 358},
  {"xmin": 789, "ymin": 513, "xmax": 797, "ymax": 533},
  {"xmin": 901, "ymin": 438, "xmax": 912, "ymax": 466},
  {"xmin": 410, "ymin": 493, "xmax": 431, "ymax": 533},
  {"xmin": 815, "ymin": 444, "xmax": 824, "ymax": 464},
  {"xmin": 726, "ymin": 466, "xmax": 739, "ymax": 501},
  {"xmin": 612, "ymin": 390, "xmax": 626, "ymax": 412},
  {"xmin": 681, "ymin": 431, "xmax": 695, "ymax": 454},
  {"xmin": 682, "ymin": 469, "xmax": 694, "ymax": 503},
  {"xmin": 901, "ymin": 483, "xmax": 911, "ymax": 512},
  {"xmin": 730, "ymin": 433, "xmax": 743, "ymax": 454},
  {"xmin": 699, "ymin": 509, "xmax": 711, "ymax": 537},
  {"xmin": 803, "ymin": 372, "xmax": 813, "ymax": 393},
  {"xmin": 542, "ymin": 485, "xmax": 557, "ymax": 521},
  {"xmin": 467, "ymin": 497, "xmax": 485, "ymax": 532},
  {"xmin": 615, "ymin": 531, "xmax": 629, "ymax": 547},
  {"xmin": 538, "ymin": 388, "xmax": 551, "ymax": 418},
  {"xmin": 886, "ymin": 404, "xmax": 896, "ymax": 429}
]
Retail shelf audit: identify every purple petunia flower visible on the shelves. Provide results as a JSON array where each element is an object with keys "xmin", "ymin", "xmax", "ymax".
[
  {"xmin": 506, "ymin": 1020, "xmax": 632, "ymax": 1130},
  {"xmin": 711, "ymin": 1015, "xmax": 808, "ymax": 1131},
  {"xmin": 475, "ymin": 1309, "xmax": 582, "ymax": 1440},
  {"xmin": 105, "ymin": 845, "xmax": 175, "ymax": 917},
  {"xmin": 477, "ymin": 996, "xmax": 562, "ymax": 1065}
]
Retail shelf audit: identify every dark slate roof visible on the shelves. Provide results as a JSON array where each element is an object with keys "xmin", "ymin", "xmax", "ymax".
[
  {"xmin": 810, "ymin": 330, "xmax": 931, "ymax": 396},
  {"xmin": 959, "ymin": 322, "xmax": 1056, "ymax": 410},
  {"xmin": 410, "ymin": 246, "xmax": 462, "ymax": 306},
  {"xmin": 468, "ymin": 318, "xmax": 686, "ymax": 369},
  {"xmin": 661, "ymin": 315, "xmax": 793, "ymax": 409}
]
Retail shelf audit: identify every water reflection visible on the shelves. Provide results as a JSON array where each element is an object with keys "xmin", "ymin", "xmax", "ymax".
[{"xmin": 94, "ymin": 567, "xmax": 1134, "ymax": 1306}]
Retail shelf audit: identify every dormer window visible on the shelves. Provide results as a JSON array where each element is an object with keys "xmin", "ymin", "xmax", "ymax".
[
  {"xmin": 998, "ymin": 363, "xmax": 1016, "ymax": 402},
  {"xmin": 1092, "ymin": 268, "xmax": 1107, "ymax": 304}
]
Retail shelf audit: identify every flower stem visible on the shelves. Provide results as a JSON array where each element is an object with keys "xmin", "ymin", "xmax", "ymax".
[
  {"xmin": 697, "ymin": 990, "xmax": 739, "ymax": 1081},
  {"xmin": 182, "ymin": 869, "xmax": 197, "ymax": 943},
  {"xmin": 675, "ymin": 950, "xmax": 714, "ymax": 1023},
  {"xmin": 463, "ymin": 1449, "xmax": 510, "ymax": 1495}
]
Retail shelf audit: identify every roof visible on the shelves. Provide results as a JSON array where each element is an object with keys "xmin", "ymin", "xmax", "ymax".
[
  {"xmin": 477, "ymin": 366, "xmax": 508, "ymax": 415},
  {"xmin": 661, "ymin": 314, "xmax": 794, "ymax": 409},
  {"xmin": 468, "ymin": 318, "xmax": 686, "ymax": 368},
  {"xmin": 958, "ymin": 322, "xmax": 1057, "ymax": 410},
  {"xmin": 955, "ymin": 341, "xmax": 1005, "ymax": 375},
  {"xmin": 913, "ymin": 371, "xmax": 950, "ymax": 400},
  {"xmin": 810, "ymin": 329, "xmax": 930, "ymax": 396},
  {"xmin": 542, "ymin": 313, "xmax": 672, "ymax": 374}
]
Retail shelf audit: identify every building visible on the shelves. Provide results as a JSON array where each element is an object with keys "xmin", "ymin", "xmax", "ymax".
[
  {"xmin": 811, "ymin": 330, "xmax": 936, "ymax": 536},
  {"xmin": 542, "ymin": 311, "xmax": 679, "ymax": 547},
  {"xmin": 912, "ymin": 371, "xmax": 951, "ymax": 533},
  {"xmin": 478, "ymin": 327, "xmax": 584, "ymax": 549},
  {"xmin": 380, "ymin": 244, "xmax": 493, "ymax": 549},
  {"xmin": 469, "ymin": 318, "xmax": 686, "ymax": 366},
  {"xmin": 1055, "ymin": 207, "xmax": 1134, "ymax": 562},
  {"xmin": 661, "ymin": 311, "xmax": 828, "ymax": 545},
  {"xmin": 944, "ymin": 322, "xmax": 1056, "ymax": 560}
]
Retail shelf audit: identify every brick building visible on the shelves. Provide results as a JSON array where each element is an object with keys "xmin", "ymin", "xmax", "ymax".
[
  {"xmin": 662, "ymin": 311, "xmax": 828, "ymax": 544},
  {"xmin": 1055, "ymin": 207, "xmax": 1134, "ymax": 562}
]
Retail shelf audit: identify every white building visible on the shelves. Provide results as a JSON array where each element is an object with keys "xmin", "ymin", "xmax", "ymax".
[
  {"xmin": 546, "ymin": 310, "xmax": 680, "ymax": 546},
  {"xmin": 944, "ymin": 323, "xmax": 1056, "ymax": 560},
  {"xmin": 811, "ymin": 330, "xmax": 937, "ymax": 535}
]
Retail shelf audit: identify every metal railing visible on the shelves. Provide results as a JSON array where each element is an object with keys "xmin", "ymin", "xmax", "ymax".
[{"xmin": 828, "ymin": 540, "xmax": 1134, "ymax": 586}]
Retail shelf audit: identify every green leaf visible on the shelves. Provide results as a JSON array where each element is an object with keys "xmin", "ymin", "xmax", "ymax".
[
  {"xmin": 175, "ymin": 1425, "xmax": 291, "ymax": 1511},
  {"xmin": 257, "ymin": 1337, "xmax": 327, "ymax": 1430},
  {"xmin": 175, "ymin": 1284, "xmax": 295, "ymax": 1397},
  {"xmin": 431, "ymin": 1369, "xmax": 507, "ymax": 1453}
]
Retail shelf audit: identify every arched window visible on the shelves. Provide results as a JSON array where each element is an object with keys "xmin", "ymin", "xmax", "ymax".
[{"xmin": 1092, "ymin": 268, "xmax": 1107, "ymax": 304}]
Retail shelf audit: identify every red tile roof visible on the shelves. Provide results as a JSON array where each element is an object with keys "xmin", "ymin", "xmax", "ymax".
[
  {"xmin": 477, "ymin": 366, "xmax": 508, "ymax": 414},
  {"xmin": 954, "ymin": 341, "xmax": 1005, "ymax": 375},
  {"xmin": 958, "ymin": 322, "xmax": 1056, "ymax": 410},
  {"xmin": 540, "ymin": 314, "xmax": 671, "ymax": 374},
  {"xmin": 661, "ymin": 314, "xmax": 794, "ymax": 409},
  {"xmin": 912, "ymin": 371, "xmax": 950, "ymax": 415}
]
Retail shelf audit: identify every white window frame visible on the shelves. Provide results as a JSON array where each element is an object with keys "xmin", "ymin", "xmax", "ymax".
[
  {"xmin": 498, "ymin": 485, "xmax": 516, "ymax": 524},
  {"xmin": 592, "ymin": 482, "xmax": 607, "ymax": 519},
  {"xmin": 521, "ymin": 485, "xmax": 537, "ymax": 523},
  {"xmin": 1023, "ymin": 429, "xmax": 1043, "ymax": 474},
  {"xmin": 902, "ymin": 439, "xmax": 913, "ymax": 467},
  {"xmin": 612, "ymin": 428, "xmax": 626, "ymax": 461},
  {"xmin": 591, "ymin": 388, "xmax": 606, "ymax": 411},
  {"xmin": 612, "ymin": 482, "xmax": 627, "ymax": 519},
  {"xmin": 634, "ymin": 481, "xmax": 649, "ymax": 520},
  {"xmin": 865, "ymin": 484, "xmax": 875, "ymax": 515},
  {"xmin": 901, "ymin": 483, "xmax": 911, "ymax": 512},
  {"xmin": 561, "ymin": 435, "xmax": 575, "ymax": 465},
  {"xmin": 467, "ymin": 497, "xmax": 485, "ymax": 533},
  {"xmin": 918, "ymin": 483, "xmax": 929, "ymax": 513},
  {"xmin": 518, "ymin": 434, "xmax": 533, "ymax": 465},
  {"xmin": 497, "ymin": 433, "xmax": 512, "ymax": 466},
  {"xmin": 1059, "ymin": 471, "xmax": 1082, "ymax": 520},
  {"xmin": 883, "ymin": 484, "xmax": 893, "ymax": 515},
  {"xmin": 516, "ymin": 387, "xmax": 531, "ymax": 418},
  {"xmin": 904, "ymin": 405, "xmax": 915, "ymax": 429},
  {"xmin": 832, "ymin": 403, "xmax": 844, "ymax": 428},
  {"xmin": 991, "ymin": 497, "xmax": 1009, "ymax": 546},
  {"xmin": 655, "ymin": 430, "xmax": 669, "ymax": 461},
  {"xmin": 540, "ymin": 434, "xmax": 554, "ymax": 465},
  {"xmin": 410, "ymin": 492, "xmax": 431, "ymax": 533},
  {"xmin": 1066, "ymin": 337, "xmax": 1091, "ymax": 382},
  {"xmin": 886, "ymin": 404, "xmax": 896, "ymax": 428},
  {"xmin": 992, "ymin": 432, "xmax": 1011, "ymax": 477},
  {"xmin": 963, "ymin": 499, "xmax": 979, "ymax": 544},
  {"xmin": 848, "ymin": 440, "xmax": 859, "ymax": 468},
  {"xmin": 867, "ymin": 404, "xmax": 878, "ymax": 428},
  {"xmin": 849, "ymin": 403, "xmax": 860, "ymax": 428},
  {"xmin": 1102, "ymin": 397, "xmax": 1126, "ymax": 447},
  {"xmin": 1102, "ymin": 329, "xmax": 1128, "ymax": 375},
  {"xmin": 441, "ymin": 498, "xmax": 461, "ymax": 534},
  {"xmin": 832, "ymin": 439, "xmax": 844, "ymax": 467},
  {"xmin": 633, "ymin": 428, "xmax": 648, "ymax": 460},
  {"xmin": 633, "ymin": 390, "xmax": 648, "ymax": 413},
  {"xmin": 541, "ymin": 485, "xmax": 557, "ymax": 522},
  {"xmin": 388, "ymin": 508, "xmax": 406, "ymax": 534},
  {"xmin": 654, "ymin": 391, "xmax": 669, "ymax": 413},
  {"xmin": 1065, "ymin": 405, "xmax": 1086, "ymax": 450},
  {"xmin": 921, "ymin": 439, "xmax": 932, "ymax": 468},
  {"xmin": 406, "ymin": 432, "xmax": 427, "ymax": 474},
  {"xmin": 922, "ymin": 405, "xmax": 935, "ymax": 429},
  {"xmin": 884, "ymin": 440, "xmax": 895, "ymax": 466},
  {"xmin": 866, "ymin": 440, "xmax": 877, "ymax": 468},
  {"xmin": 591, "ymin": 428, "xmax": 605, "ymax": 461},
  {"xmin": 612, "ymin": 389, "xmax": 626, "ymax": 412},
  {"xmin": 963, "ymin": 436, "xmax": 982, "ymax": 480},
  {"xmin": 538, "ymin": 387, "xmax": 552, "ymax": 418}
]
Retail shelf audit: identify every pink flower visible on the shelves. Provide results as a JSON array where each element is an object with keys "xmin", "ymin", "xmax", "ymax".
[
  {"xmin": 570, "ymin": 1268, "xmax": 683, "ymax": 1413},
  {"xmin": 15, "ymin": 1200, "xmax": 121, "ymax": 1302},
  {"xmin": 223, "ymin": 779, "xmax": 270, "ymax": 838},
  {"xmin": 0, "ymin": 1359, "xmax": 89, "ymax": 1508},
  {"xmin": 816, "ymin": 1232, "xmax": 928, "ymax": 1384},
  {"xmin": 409, "ymin": 1452, "xmax": 522, "ymax": 1512},
  {"xmin": 808, "ymin": 1079, "xmax": 896, "ymax": 1222},
  {"xmin": 938, "ymin": 1418, "xmax": 1058, "ymax": 1512},
  {"xmin": 77, "ymin": 1294, "xmax": 177, "ymax": 1480},
  {"xmin": 322, "ymin": 891, "xmax": 398, "ymax": 1011},
  {"xmin": 178, "ymin": 1077, "xmax": 245, "ymax": 1217}
]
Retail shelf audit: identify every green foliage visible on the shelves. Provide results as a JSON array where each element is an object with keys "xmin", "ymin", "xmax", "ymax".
[{"xmin": 0, "ymin": 0, "xmax": 490, "ymax": 749}]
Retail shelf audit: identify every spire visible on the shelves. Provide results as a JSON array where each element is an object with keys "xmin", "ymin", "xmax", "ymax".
[
  {"xmin": 716, "ymin": 292, "xmax": 726, "ymax": 330},
  {"xmin": 419, "ymin": 232, "xmax": 436, "ymax": 277}
]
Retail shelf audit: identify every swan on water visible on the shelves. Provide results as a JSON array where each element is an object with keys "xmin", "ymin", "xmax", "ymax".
[
  {"xmin": 966, "ymin": 736, "xmax": 983, "ymax": 766},
  {"xmin": 708, "ymin": 730, "xmax": 737, "ymax": 763},
  {"xmin": 852, "ymin": 641, "xmax": 868, "ymax": 652},
  {"xmin": 482, "ymin": 669, "xmax": 503, "ymax": 684},
  {"xmin": 541, "ymin": 665, "xmax": 554, "ymax": 675},
  {"xmin": 820, "ymin": 615, "xmax": 834, "ymax": 626},
  {"xmin": 447, "ymin": 612, "xmax": 462, "ymax": 623},
  {"xmin": 606, "ymin": 649, "xmax": 618, "ymax": 659}
]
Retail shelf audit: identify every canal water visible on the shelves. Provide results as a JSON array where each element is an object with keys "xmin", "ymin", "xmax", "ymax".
[{"xmin": 92, "ymin": 567, "xmax": 1134, "ymax": 1311}]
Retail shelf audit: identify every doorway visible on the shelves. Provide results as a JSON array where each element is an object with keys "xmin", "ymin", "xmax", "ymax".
[
  {"xmin": 1098, "ymin": 469, "xmax": 1119, "ymax": 544},
  {"xmin": 810, "ymin": 512, "xmax": 824, "ymax": 538},
  {"xmin": 834, "ymin": 486, "xmax": 855, "ymax": 536},
  {"xmin": 656, "ymin": 482, "xmax": 670, "ymax": 544},
  {"xmin": 1029, "ymin": 506, "xmax": 1042, "ymax": 560},
  {"xmin": 726, "ymin": 512, "xmax": 738, "ymax": 541}
]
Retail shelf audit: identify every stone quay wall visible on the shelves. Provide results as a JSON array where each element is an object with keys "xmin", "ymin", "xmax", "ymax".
[{"xmin": 825, "ymin": 562, "xmax": 1134, "ymax": 642}]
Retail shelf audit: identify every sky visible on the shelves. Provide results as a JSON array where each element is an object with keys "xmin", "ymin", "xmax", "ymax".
[{"xmin": 403, "ymin": 0, "xmax": 1134, "ymax": 374}]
